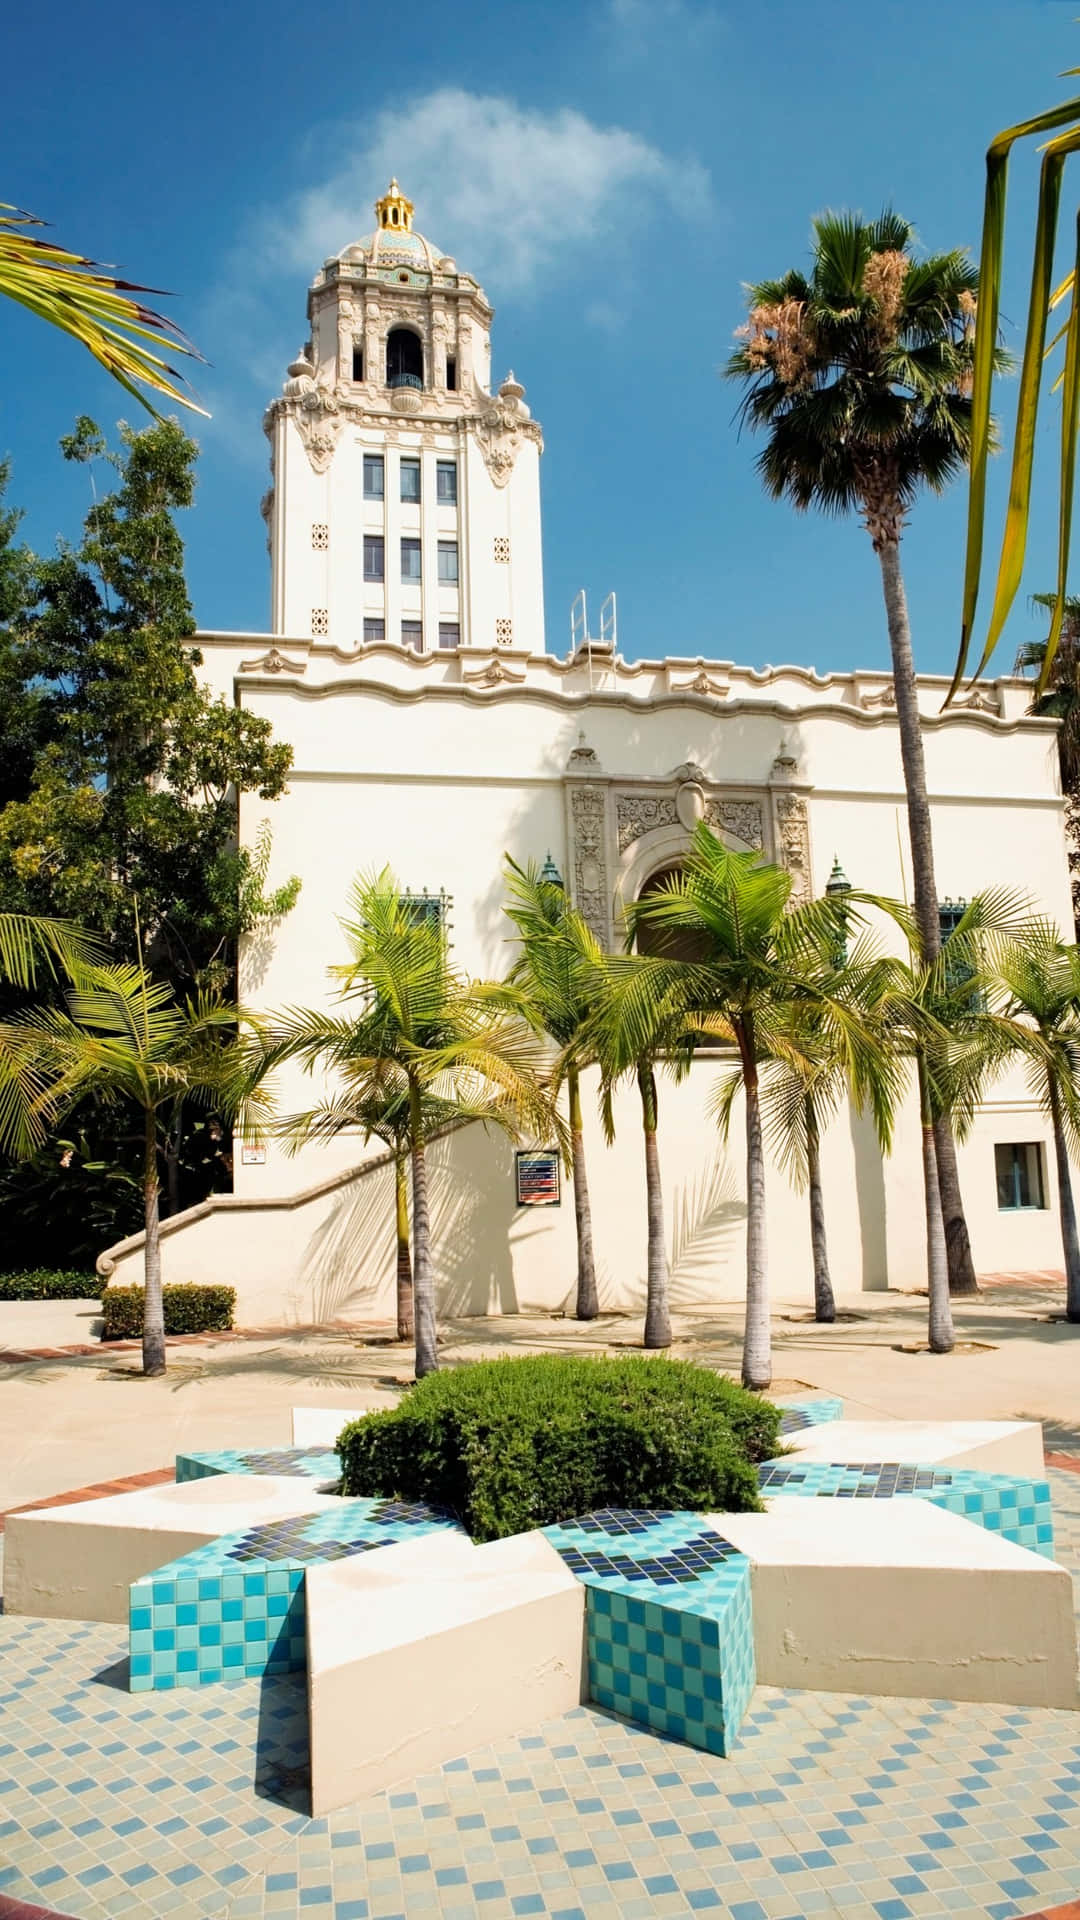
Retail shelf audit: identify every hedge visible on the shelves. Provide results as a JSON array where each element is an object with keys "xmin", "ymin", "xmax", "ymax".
[
  {"xmin": 0, "ymin": 1269, "xmax": 101, "ymax": 1301},
  {"xmin": 100, "ymin": 1284, "xmax": 236, "ymax": 1341},
  {"xmin": 337, "ymin": 1354, "xmax": 782, "ymax": 1541}
]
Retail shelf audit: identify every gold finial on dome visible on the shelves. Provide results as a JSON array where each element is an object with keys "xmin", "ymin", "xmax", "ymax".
[{"xmin": 375, "ymin": 179, "xmax": 414, "ymax": 233}]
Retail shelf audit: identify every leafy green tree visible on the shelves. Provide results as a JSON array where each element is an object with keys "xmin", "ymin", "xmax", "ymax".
[
  {"xmin": 270, "ymin": 871, "xmax": 558, "ymax": 1379},
  {"xmin": 504, "ymin": 857, "xmax": 601, "ymax": 1319},
  {"xmin": 629, "ymin": 829, "xmax": 899, "ymax": 1387},
  {"xmin": 0, "ymin": 418, "xmax": 297, "ymax": 990},
  {"xmin": 0, "ymin": 203, "xmax": 204, "ymax": 415},
  {"xmin": 727, "ymin": 209, "xmax": 1004, "ymax": 1299},
  {"xmin": 0, "ymin": 948, "xmax": 268, "ymax": 1375}
]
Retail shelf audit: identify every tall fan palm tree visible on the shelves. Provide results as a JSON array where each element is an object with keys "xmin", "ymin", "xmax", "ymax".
[
  {"xmin": 504, "ymin": 857, "xmax": 601, "ymax": 1319},
  {"xmin": 0, "ymin": 204, "xmax": 204, "ymax": 414},
  {"xmin": 727, "ymin": 208, "xmax": 1004, "ymax": 1298},
  {"xmin": 0, "ymin": 955, "xmax": 265, "ymax": 1375},
  {"xmin": 628, "ymin": 828, "xmax": 899, "ymax": 1387},
  {"xmin": 275, "ymin": 1061, "xmax": 458, "ymax": 1344},
  {"xmin": 272, "ymin": 871, "xmax": 557, "ymax": 1378},
  {"xmin": 981, "ymin": 925, "xmax": 1080, "ymax": 1322}
]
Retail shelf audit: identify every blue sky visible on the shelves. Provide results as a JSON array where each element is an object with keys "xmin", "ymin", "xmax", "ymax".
[{"xmin": 1, "ymin": 0, "xmax": 1077, "ymax": 675}]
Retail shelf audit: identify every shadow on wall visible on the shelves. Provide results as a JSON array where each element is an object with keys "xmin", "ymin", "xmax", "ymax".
[
  {"xmin": 849, "ymin": 1100, "xmax": 889, "ymax": 1290},
  {"xmin": 298, "ymin": 1125, "xmax": 523, "ymax": 1324},
  {"xmin": 667, "ymin": 1156, "xmax": 746, "ymax": 1308}
]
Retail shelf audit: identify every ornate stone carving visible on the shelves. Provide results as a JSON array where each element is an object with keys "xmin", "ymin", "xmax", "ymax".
[
  {"xmin": 239, "ymin": 647, "xmax": 307, "ymax": 675},
  {"xmin": 950, "ymin": 685, "xmax": 1001, "ymax": 715},
  {"xmin": 391, "ymin": 386, "xmax": 423, "ymax": 414},
  {"xmin": 617, "ymin": 794, "xmax": 678, "ymax": 852},
  {"xmin": 569, "ymin": 786, "xmax": 610, "ymax": 947},
  {"xmin": 773, "ymin": 792, "xmax": 812, "ymax": 905},
  {"xmin": 469, "ymin": 374, "xmax": 544, "ymax": 488},
  {"xmin": 462, "ymin": 660, "xmax": 526, "ymax": 688},
  {"xmin": 671, "ymin": 761, "xmax": 707, "ymax": 784},
  {"xmin": 861, "ymin": 681, "xmax": 897, "ymax": 710},
  {"xmin": 673, "ymin": 670, "xmax": 730, "ymax": 698},
  {"xmin": 567, "ymin": 734, "xmax": 601, "ymax": 771},
  {"xmin": 707, "ymin": 799, "xmax": 764, "ymax": 850}
]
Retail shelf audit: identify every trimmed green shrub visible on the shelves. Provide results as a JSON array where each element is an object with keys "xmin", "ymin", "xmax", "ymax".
[
  {"xmin": 337, "ymin": 1354, "xmax": 782, "ymax": 1541},
  {"xmin": 100, "ymin": 1283, "xmax": 236, "ymax": 1341},
  {"xmin": 0, "ymin": 1268, "xmax": 101, "ymax": 1301}
]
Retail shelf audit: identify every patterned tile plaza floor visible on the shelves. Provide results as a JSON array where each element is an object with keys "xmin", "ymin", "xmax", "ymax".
[{"xmin": 1, "ymin": 1468, "xmax": 1079, "ymax": 1920}]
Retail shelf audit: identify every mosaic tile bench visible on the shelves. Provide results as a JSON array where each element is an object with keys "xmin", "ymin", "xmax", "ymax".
[
  {"xmin": 175, "ymin": 1444, "xmax": 340, "ymax": 1484},
  {"xmin": 127, "ymin": 1495, "xmax": 463, "ymax": 1692},
  {"xmin": 757, "ymin": 1457, "xmax": 1055, "ymax": 1556},
  {"xmin": 787, "ymin": 1414, "xmax": 1046, "ymax": 1474}
]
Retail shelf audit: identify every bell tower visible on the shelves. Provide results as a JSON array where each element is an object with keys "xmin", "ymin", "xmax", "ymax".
[{"xmin": 262, "ymin": 183, "xmax": 546, "ymax": 657}]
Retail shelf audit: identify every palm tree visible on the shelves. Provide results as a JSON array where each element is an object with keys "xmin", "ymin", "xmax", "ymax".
[
  {"xmin": 272, "ymin": 871, "xmax": 558, "ymax": 1378},
  {"xmin": 627, "ymin": 827, "xmax": 899, "ymax": 1386},
  {"xmin": 569, "ymin": 946, "xmax": 696, "ymax": 1350},
  {"xmin": 0, "ymin": 956, "xmax": 265, "ymax": 1375},
  {"xmin": 982, "ymin": 924, "xmax": 1080, "ymax": 1322},
  {"xmin": 727, "ymin": 208, "xmax": 1005, "ymax": 1298},
  {"xmin": 504, "ymin": 857, "xmax": 601, "ymax": 1319},
  {"xmin": 0, "ymin": 910, "xmax": 103, "ymax": 988},
  {"xmin": 0, "ymin": 204, "xmax": 204, "ymax": 415},
  {"xmin": 275, "ymin": 1060, "xmax": 460, "ymax": 1344}
]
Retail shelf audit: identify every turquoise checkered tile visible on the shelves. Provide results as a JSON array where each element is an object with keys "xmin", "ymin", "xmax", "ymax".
[
  {"xmin": 175, "ymin": 1445, "xmax": 342, "ymax": 1482},
  {"xmin": 544, "ymin": 1510, "xmax": 755, "ymax": 1754},
  {"xmin": 772, "ymin": 1396, "xmax": 845, "ymax": 1434},
  {"xmin": 756, "ymin": 1459, "xmax": 1056, "ymax": 1558},
  {"xmin": 129, "ymin": 1497, "xmax": 463, "ymax": 1692}
]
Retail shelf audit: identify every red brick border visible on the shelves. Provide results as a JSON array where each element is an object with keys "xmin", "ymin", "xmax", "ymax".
[
  {"xmin": 1047, "ymin": 1453, "xmax": 1080, "ymax": 1476},
  {"xmin": 0, "ymin": 1466, "xmax": 174, "ymax": 1533},
  {"xmin": 1018, "ymin": 1901, "xmax": 1080, "ymax": 1919},
  {"xmin": 0, "ymin": 1898, "xmax": 83, "ymax": 1920}
]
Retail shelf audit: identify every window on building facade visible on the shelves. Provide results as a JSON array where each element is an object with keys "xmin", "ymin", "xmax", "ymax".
[
  {"xmin": 401, "ymin": 620, "xmax": 423, "ymax": 651},
  {"xmin": 352, "ymin": 345, "xmax": 364, "ymax": 382},
  {"xmin": 437, "ymin": 540, "xmax": 459, "ymax": 584},
  {"xmin": 995, "ymin": 1142, "xmax": 1047, "ymax": 1210},
  {"xmin": 400, "ymin": 458, "xmax": 421, "ymax": 504},
  {"xmin": 363, "ymin": 534, "xmax": 384, "ymax": 582},
  {"xmin": 363, "ymin": 618, "xmax": 385, "ymax": 644},
  {"xmin": 438, "ymin": 621, "xmax": 460, "ymax": 650},
  {"xmin": 401, "ymin": 537, "xmax": 422, "ymax": 583},
  {"xmin": 363, "ymin": 454, "xmax": 384, "ymax": 500},
  {"xmin": 445, "ymin": 357, "xmax": 457, "ymax": 391},
  {"xmin": 386, "ymin": 327, "xmax": 423, "ymax": 390},
  {"xmin": 436, "ymin": 460, "xmax": 458, "ymax": 506},
  {"xmin": 938, "ymin": 897, "xmax": 982, "ymax": 1010},
  {"xmin": 400, "ymin": 889, "xmax": 448, "ymax": 931}
]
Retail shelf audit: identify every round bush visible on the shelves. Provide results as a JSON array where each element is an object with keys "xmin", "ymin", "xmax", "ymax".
[{"xmin": 337, "ymin": 1354, "xmax": 782, "ymax": 1541}]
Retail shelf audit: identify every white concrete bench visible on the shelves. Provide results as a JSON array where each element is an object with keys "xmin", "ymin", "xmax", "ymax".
[
  {"xmin": 291, "ymin": 1406, "xmax": 365, "ymax": 1447},
  {"xmin": 785, "ymin": 1417, "xmax": 1044, "ymax": 1474},
  {"xmin": 4, "ymin": 1475, "xmax": 343, "ymax": 1623},
  {"xmin": 714, "ymin": 1495, "xmax": 1078, "ymax": 1709},
  {"xmin": 306, "ymin": 1528, "xmax": 587, "ymax": 1815}
]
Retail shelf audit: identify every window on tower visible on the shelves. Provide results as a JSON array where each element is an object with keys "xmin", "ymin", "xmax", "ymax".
[
  {"xmin": 363, "ymin": 535, "xmax": 384, "ymax": 582},
  {"xmin": 436, "ymin": 460, "xmax": 457, "ymax": 506},
  {"xmin": 401, "ymin": 537, "xmax": 422, "ymax": 583},
  {"xmin": 446, "ymin": 357, "xmax": 457, "ymax": 391},
  {"xmin": 400, "ymin": 458, "xmax": 421, "ymax": 504},
  {"xmin": 363, "ymin": 454, "xmax": 384, "ymax": 500},
  {"xmin": 437, "ymin": 540, "xmax": 459, "ymax": 585},
  {"xmin": 352, "ymin": 344, "xmax": 364, "ymax": 382},
  {"xmin": 402, "ymin": 620, "xmax": 423, "ymax": 651},
  {"xmin": 386, "ymin": 327, "xmax": 423, "ymax": 390}
]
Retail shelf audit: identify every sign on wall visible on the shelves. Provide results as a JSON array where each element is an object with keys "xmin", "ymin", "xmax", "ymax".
[
  {"xmin": 515, "ymin": 1149, "xmax": 561, "ymax": 1207},
  {"xmin": 241, "ymin": 1144, "xmax": 267, "ymax": 1166}
]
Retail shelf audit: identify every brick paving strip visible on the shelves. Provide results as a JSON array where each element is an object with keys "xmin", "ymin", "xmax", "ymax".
[
  {"xmin": 0, "ymin": 1465, "xmax": 174, "ymax": 1533},
  {"xmin": 1019, "ymin": 1902, "xmax": 1080, "ymax": 1919},
  {"xmin": 0, "ymin": 1897, "xmax": 83, "ymax": 1920}
]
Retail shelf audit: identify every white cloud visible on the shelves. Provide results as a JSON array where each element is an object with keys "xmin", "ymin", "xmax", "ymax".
[
  {"xmin": 254, "ymin": 87, "xmax": 706, "ymax": 297},
  {"xmin": 606, "ymin": 0, "xmax": 725, "ymax": 56}
]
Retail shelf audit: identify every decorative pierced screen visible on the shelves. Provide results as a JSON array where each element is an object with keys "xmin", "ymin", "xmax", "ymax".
[
  {"xmin": 493, "ymin": 536, "xmax": 510, "ymax": 563},
  {"xmin": 311, "ymin": 608, "xmax": 329, "ymax": 637},
  {"xmin": 311, "ymin": 524, "xmax": 329, "ymax": 551},
  {"xmin": 495, "ymin": 618, "xmax": 513, "ymax": 645}
]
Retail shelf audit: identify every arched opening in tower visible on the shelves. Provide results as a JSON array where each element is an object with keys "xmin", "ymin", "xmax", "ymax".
[{"xmin": 386, "ymin": 328, "xmax": 424, "ymax": 391}]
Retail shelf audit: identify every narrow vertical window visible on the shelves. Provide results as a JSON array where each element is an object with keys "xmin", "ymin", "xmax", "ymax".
[
  {"xmin": 436, "ymin": 460, "xmax": 458, "ymax": 506},
  {"xmin": 401, "ymin": 537, "xmax": 422, "ymax": 583},
  {"xmin": 363, "ymin": 617, "xmax": 385, "ymax": 644},
  {"xmin": 446, "ymin": 356, "xmax": 457, "ymax": 391},
  {"xmin": 363, "ymin": 535, "xmax": 384, "ymax": 582},
  {"xmin": 438, "ymin": 621, "xmax": 460, "ymax": 650},
  {"xmin": 363, "ymin": 454, "xmax": 384, "ymax": 500},
  {"xmin": 401, "ymin": 620, "xmax": 423, "ymax": 651},
  {"xmin": 400, "ymin": 457, "xmax": 421, "ymax": 504},
  {"xmin": 437, "ymin": 540, "xmax": 459, "ymax": 584},
  {"xmin": 351, "ymin": 344, "xmax": 364, "ymax": 382}
]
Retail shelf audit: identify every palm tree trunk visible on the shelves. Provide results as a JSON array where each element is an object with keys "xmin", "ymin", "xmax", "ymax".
[
  {"xmin": 394, "ymin": 1151, "xmax": 414, "ymax": 1343},
  {"xmin": 638, "ymin": 1061, "xmax": 670, "ymax": 1348},
  {"xmin": 408, "ymin": 1082, "xmax": 438, "ymax": 1377},
  {"xmin": 918, "ymin": 1060, "xmax": 954, "ymax": 1353},
  {"xmin": 568, "ymin": 1067, "xmax": 599, "ymax": 1319},
  {"xmin": 875, "ymin": 532, "xmax": 979, "ymax": 1297},
  {"xmin": 1047, "ymin": 1076, "xmax": 1080, "ymax": 1321},
  {"xmin": 806, "ymin": 1091, "xmax": 835, "ymax": 1323},
  {"xmin": 142, "ymin": 1107, "xmax": 166, "ymax": 1377},
  {"xmin": 739, "ymin": 1023, "xmax": 771, "ymax": 1389}
]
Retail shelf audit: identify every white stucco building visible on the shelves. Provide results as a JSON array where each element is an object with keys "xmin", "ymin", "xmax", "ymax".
[{"xmin": 102, "ymin": 186, "xmax": 1074, "ymax": 1327}]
